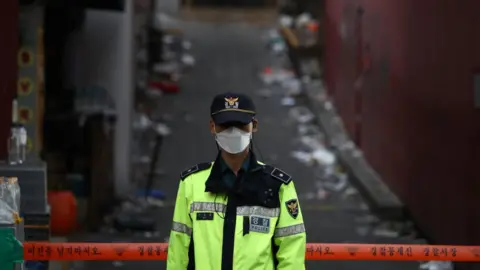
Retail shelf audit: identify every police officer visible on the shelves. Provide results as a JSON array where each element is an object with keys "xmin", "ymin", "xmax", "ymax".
[{"xmin": 167, "ymin": 92, "xmax": 306, "ymax": 270}]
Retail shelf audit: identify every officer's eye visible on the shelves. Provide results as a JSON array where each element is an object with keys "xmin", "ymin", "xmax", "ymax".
[
  {"xmin": 216, "ymin": 125, "xmax": 228, "ymax": 132},
  {"xmin": 220, "ymin": 122, "xmax": 247, "ymax": 129},
  {"xmin": 237, "ymin": 125, "xmax": 251, "ymax": 132}
]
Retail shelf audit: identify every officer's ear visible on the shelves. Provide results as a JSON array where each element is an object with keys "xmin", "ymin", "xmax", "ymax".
[
  {"xmin": 209, "ymin": 118, "xmax": 216, "ymax": 135},
  {"xmin": 252, "ymin": 118, "xmax": 258, "ymax": 133}
]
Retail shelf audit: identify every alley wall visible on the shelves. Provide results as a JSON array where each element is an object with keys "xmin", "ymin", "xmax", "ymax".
[
  {"xmin": 0, "ymin": 2, "xmax": 19, "ymax": 159},
  {"xmin": 324, "ymin": 0, "xmax": 480, "ymax": 248}
]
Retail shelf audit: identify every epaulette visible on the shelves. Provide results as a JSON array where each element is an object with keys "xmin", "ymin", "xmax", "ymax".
[
  {"xmin": 263, "ymin": 165, "xmax": 292, "ymax": 184},
  {"xmin": 180, "ymin": 162, "xmax": 212, "ymax": 180}
]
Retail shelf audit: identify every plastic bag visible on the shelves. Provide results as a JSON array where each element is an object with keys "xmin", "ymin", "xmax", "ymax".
[
  {"xmin": 0, "ymin": 177, "xmax": 21, "ymax": 225},
  {"xmin": 289, "ymin": 106, "xmax": 315, "ymax": 124}
]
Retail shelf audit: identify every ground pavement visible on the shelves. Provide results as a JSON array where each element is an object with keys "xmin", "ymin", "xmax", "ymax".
[{"xmin": 72, "ymin": 9, "xmax": 419, "ymax": 270}]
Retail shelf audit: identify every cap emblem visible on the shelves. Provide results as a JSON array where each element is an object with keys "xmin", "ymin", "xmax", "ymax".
[{"xmin": 224, "ymin": 97, "xmax": 239, "ymax": 109}]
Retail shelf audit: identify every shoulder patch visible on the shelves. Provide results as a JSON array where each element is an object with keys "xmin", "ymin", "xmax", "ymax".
[
  {"xmin": 263, "ymin": 165, "xmax": 292, "ymax": 184},
  {"xmin": 285, "ymin": 199, "xmax": 299, "ymax": 219},
  {"xmin": 180, "ymin": 162, "xmax": 212, "ymax": 180}
]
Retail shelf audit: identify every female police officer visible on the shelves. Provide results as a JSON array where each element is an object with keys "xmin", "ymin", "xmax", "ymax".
[{"xmin": 167, "ymin": 92, "xmax": 306, "ymax": 270}]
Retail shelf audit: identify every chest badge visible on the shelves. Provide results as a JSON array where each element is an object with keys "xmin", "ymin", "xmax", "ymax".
[
  {"xmin": 249, "ymin": 216, "xmax": 270, "ymax": 233},
  {"xmin": 285, "ymin": 199, "xmax": 299, "ymax": 219}
]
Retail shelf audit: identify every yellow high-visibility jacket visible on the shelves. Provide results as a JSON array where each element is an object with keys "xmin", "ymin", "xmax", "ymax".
[{"xmin": 167, "ymin": 153, "xmax": 306, "ymax": 270}]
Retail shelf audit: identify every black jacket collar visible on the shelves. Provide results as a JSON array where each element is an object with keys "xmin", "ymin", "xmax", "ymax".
[{"xmin": 205, "ymin": 151, "xmax": 263, "ymax": 193}]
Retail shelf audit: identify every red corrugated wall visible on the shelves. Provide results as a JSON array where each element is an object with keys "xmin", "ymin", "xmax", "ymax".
[
  {"xmin": 0, "ymin": 1, "xmax": 19, "ymax": 160},
  {"xmin": 325, "ymin": 0, "xmax": 480, "ymax": 260}
]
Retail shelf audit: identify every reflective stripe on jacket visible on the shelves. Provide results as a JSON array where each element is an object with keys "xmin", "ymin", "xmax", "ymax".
[{"xmin": 167, "ymin": 154, "xmax": 306, "ymax": 270}]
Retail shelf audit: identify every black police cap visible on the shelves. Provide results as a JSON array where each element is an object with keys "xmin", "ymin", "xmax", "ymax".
[{"xmin": 210, "ymin": 92, "xmax": 256, "ymax": 125}]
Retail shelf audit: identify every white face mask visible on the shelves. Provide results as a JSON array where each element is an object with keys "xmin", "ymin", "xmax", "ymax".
[{"xmin": 215, "ymin": 127, "xmax": 252, "ymax": 154}]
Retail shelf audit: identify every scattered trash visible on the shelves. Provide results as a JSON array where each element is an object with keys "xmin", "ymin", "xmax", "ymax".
[
  {"xmin": 281, "ymin": 96, "xmax": 295, "ymax": 106},
  {"xmin": 311, "ymin": 148, "xmax": 336, "ymax": 167},
  {"xmin": 297, "ymin": 124, "xmax": 322, "ymax": 136},
  {"xmin": 281, "ymin": 78, "xmax": 302, "ymax": 96},
  {"xmin": 295, "ymin": 13, "xmax": 313, "ymax": 28},
  {"xmin": 181, "ymin": 54, "xmax": 196, "ymax": 67},
  {"xmin": 291, "ymin": 150, "xmax": 314, "ymax": 166},
  {"xmin": 419, "ymin": 261, "xmax": 453, "ymax": 270},
  {"xmin": 314, "ymin": 165, "xmax": 334, "ymax": 180},
  {"xmin": 112, "ymin": 261, "xmax": 124, "ymax": 267},
  {"xmin": 149, "ymin": 80, "xmax": 180, "ymax": 94},
  {"xmin": 338, "ymin": 140, "xmax": 355, "ymax": 151},
  {"xmin": 142, "ymin": 231, "xmax": 161, "ymax": 238},
  {"xmin": 302, "ymin": 75, "xmax": 311, "ymax": 84},
  {"xmin": 261, "ymin": 16, "xmax": 436, "ymax": 261},
  {"xmin": 289, "ymin": 106, "xmax": 315, "ymax": 124},
  {"xmin": 352, "ymin": 148, "xmax": 363, "ymax": 158},
  {"xmin": 353, "ymin": 214, "xmax": 416, "ymax": 238},
  {"xmin": 163, "ymin": 35, "xmax": 175, "ymax": 45},
  {"xmin": 146, "ymin": 87, "xmax": 163, "ymax": 98},
  {"xmin": 355, "ymin": 214, "xmax": 379, "ymax": 225},
  {"xmin": 300, "ymin": 59, "xmax": 322, "ymax": 78},
  {"xmin": 324, "ymin": 101, "xmax": 334, "ymax": 111},
  {"xmin": 322, "ymin": 173, "xmax": 347, "ymax": 192},
  {"xmin": 298, "ymin": 135, "xmax": 325, "ymax": 151},
  {"xmin": 279, "ymin": 15, "xmax": 294, "ymax": 27},
  {"xmin": 342, "ymin": 186, "xmax": 359, "ymax": 199},
  {"xmin": 267, "ymin": 29, "xmax": 280, "ymax": 41},
  {"xmin": 271, "ymin": 42, "xmax": 286, "ymax": 54},
  {"xmin": 155, "ymin": 123, "xmax": 172, "ymax": 136},
  {"xmin": 146, "ymin": 197, "xmax": 165, "ymax": 207},
  {"xmin": 133, "ymin": 113, "xmax": 152, "ymax": 130},
  {"xmin": 291, "ymin": 13, "xmax": 318, "ymax": 47},
  {"xmin": 260, "ymin": 67, "xmax": 295, "ymax": 85},
  {"xmin": 154, "ymin": 62, "xmax": 181, "ymax": 74},
  {"xmin": 266, "ymin": 30, "xmax": 287, "ymax": 54},
  {"xmin": 316, "ymin": 187, "xmax": 329, "ymax": 200},
  {"xmin": 372, "ymin": 222, "xmax": 401, "ymax": 238}
]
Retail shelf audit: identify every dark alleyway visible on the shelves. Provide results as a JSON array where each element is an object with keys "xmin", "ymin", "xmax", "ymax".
[{"xmin": 73, "ymin": 10, "xmax": 419, "ymax": 270}]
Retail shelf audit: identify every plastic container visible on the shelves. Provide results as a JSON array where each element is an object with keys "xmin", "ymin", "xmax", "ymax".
[{"xmin": 48, "ymin": 191, "xmax": 77, "ymax": 236}]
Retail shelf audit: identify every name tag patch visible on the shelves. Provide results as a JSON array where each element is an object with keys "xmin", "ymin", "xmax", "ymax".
[
  {"xmin": 249, "ymin": 216, "xmax": 270, "ymax": 233},
  {"xmin": 196, "ymin": 212, "xmax": 214, "ymax": 220}
]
